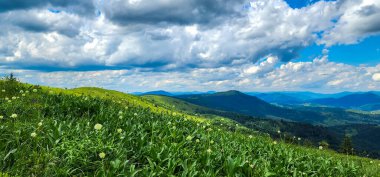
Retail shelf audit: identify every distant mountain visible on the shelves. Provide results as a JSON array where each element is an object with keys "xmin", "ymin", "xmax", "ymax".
[
  {"xmin": 140, "ymin": 90, "xmax": 174, "ymax": 96},
  {"xmin": 309, "ymin": 92, "xmax": 380, "ymax": 108},
  {"xmin": 176, "ymin": 91, "xmax": 380, "ymax": 126},
  {"xmin": 137, "ymin": 90, "xmax": 216, "ymax": 96},
  {"xmin": 249, "ymin": 93, "xmax": 303, "ymax": 104}
]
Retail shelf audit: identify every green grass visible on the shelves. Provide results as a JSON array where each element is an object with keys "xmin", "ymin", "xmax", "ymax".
[{"xmin": 1, "ymin": 80, "xmax": 380, "ymax": 176}]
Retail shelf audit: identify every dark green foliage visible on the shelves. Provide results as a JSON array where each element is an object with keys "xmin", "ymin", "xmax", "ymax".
[{"xmin": 340, "ymin": 136, "xmax": 354, "ymax": 155}]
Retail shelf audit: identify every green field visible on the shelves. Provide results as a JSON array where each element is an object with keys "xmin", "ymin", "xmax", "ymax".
[{"xmin": 1, "ymin": 79, "xmax": 380, "ymax": 176}]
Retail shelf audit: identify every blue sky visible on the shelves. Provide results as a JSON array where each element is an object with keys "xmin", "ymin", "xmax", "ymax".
[{"xmin": 0, "ymin": 0, "xmax": 380, "ymax": 92}]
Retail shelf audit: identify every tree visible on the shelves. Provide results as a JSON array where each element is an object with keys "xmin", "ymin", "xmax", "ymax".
[{"xmin": 340, "ymin": 135, "xmax": 354, "ymax": 155}]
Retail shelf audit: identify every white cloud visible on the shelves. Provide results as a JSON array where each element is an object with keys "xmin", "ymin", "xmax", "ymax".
[
  {"xmin": 373, "ymin": 73, "xmax": 380, "ymax": 81},
  {"xmin": 321, "ymin": 0, "xmax": 380, "ymax": 46}
]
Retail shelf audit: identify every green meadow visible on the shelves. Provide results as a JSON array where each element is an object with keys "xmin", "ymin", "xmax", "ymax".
[{"xmin": 0, "ymin": 78, "xmax": 379, "ymax": 176}]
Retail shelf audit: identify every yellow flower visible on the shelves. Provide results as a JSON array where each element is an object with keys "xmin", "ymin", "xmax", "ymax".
[
  {"xmin": 94, "ymin": 123, "xmax": 103, "ymax": 130},
  {"xmin": 31, "ymin": 132, "xmax": 37, "ymax": 138},
  {"xmin": 117, "ymin": 129, "xmax": 123, "ymax": 133},
  {"xmin": 186, "ymin": 135, "xmax": 193, "ymax": 141},
  {"xmin": 273, "ymin": 141, "xmax": 277, "ymax": 145},
  {"xmin": 10, "ymin": 114, "xmax": 17, "ymax": 118},
  {"xmin": 99, "ymin": 152, "xmax": 106, "ymax": 159}
]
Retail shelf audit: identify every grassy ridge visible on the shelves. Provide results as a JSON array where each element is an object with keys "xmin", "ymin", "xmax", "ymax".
[{"xmin": 0, "ymin": 80, "xmax": 379, "ymax": 176}]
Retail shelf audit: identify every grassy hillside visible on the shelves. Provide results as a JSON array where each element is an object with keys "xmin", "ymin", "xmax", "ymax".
[
  {"xmin": 144, "ymin": 95, "xmax": 380, "ymax": 158},
  {"xmin": 1, "ymin": 79, "xmax": 380, "ymax": 176}
]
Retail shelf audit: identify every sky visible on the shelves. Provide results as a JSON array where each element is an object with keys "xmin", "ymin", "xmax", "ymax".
[{"xmin": 0, "ymin": 0, "xmax": 380, "ymax": 93}]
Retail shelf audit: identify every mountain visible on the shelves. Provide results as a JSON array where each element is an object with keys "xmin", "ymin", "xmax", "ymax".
[
  {"xmin": 309, "ymin": 92, "xmax": 380, "ymax": 108},
  {"xmin": 139, "ymin": 90, "xmax": 174, "ymax": 96},
  {"xmin": 246, "ymin": 91, "xmax": 356, "ymax": 104},
  {"xmin": 177, "ymin": 91, "xmax": 380, "ymax": 126},
  {"xmin": 249, "ymin": 92, "xmax": 303, "ymax": 104},
  {"xmin": 137, "ymin": 90, "xmax": 216, "ymax": 96}
]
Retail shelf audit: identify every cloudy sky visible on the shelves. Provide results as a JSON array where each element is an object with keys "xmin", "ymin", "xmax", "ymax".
[{"xmin": 0, "ymin": 0, "xmax": 380, "ymax": 93}]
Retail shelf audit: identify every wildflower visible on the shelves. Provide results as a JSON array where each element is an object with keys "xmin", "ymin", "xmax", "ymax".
[
  {"xmin": 12, "ymin": 96, "xmax": 16, "ymax": 100},
  {"xmin": 250, "ymin": 164, "xmax": 254, "ymax": 168},
  {"xmin": 25, "ymin": 90, "xmax": 29, "ymax": 93},
  {"xmin": 33, "ymin": 89, "xmax": 37, "ymax": 93},
  {"xmin": 236, "ymin": 124, "xmax": 239, "ymax": 127},
  {"xmin": 207, "ymin": 148, "xmax": 212, "ymax": 153},
  {"xmin": 218, "ymin": 129, "xmax": 221, "ymax": 131},
  {"xmin": 5, "ymin": 97, "xmax": 9, "ymax": 100},
  {"xmin": 22, "ymin": 94, "xmax": 26, "ymax": 97},
  {"xmin": 0, "ymin": 115, "xmax": 3, "ymax": 119},
  {"xmin": 173, "ymin": 112, "xmax": 177, "ymax": 116},
  {"xmin": 117, "ymin": 129, "xmax": 123, "ymax": 133},
  {"xmin": 31, "ymin": 132, "xmax": 37, "ymax": 138},
  {"xmin": 134, "ymin": 113, "xmax": 138, "ymax": 116},
  {"xmin": 1, "ymin": 89, "xmax": 5, "ymax": 92},
  {"xmin": 94, "ymin": 123, "xmax": 103, "ymax": 130},
  {"xmin": 207, "ymin": 123, "xmax": 210, "ymax": 126},
  {"xmin": 118, "ymin": 111, "xmax": 123, "ymax": 115},
  {"xmin": 119, "ymin": 116, "xmax": 123, "ymax": 119},
  {"xmin": 38, "ymin": 122, "xmax": 43, "ymax": 127},
  {"xmin": 277, "ymin": 130, "xmax": 281, "ymax": 134},
  {"xmin": 210, "ymin": 140, "xmax": 214, "ymax": 144},
  {"xmin": 196, "ymin": 139, "xmax": 200, "ymax": 143},
  {"xmin": 172, "ymin": 126, "xmax": 176, "ymax": 129},
  {"xmin": 125, "ymin": 106, "xmax": 128, "ymax": 109},
  {"xmin": 207, "ymin": 128, "xmax": 212, "ymax": 131},
  {"xmin": 167, "ymin": 121, "xmax": 172, "ymax": 125},
  {"xmin": 298, "ymin": 137, "xmax": 301, "ymax": 141},
  {"xmin": 370, "ymin": 161, "xmax": 373, "ymax": 164},
  {"xmin": 99, "ymin": 152, "xmax": 106, "ymax": 159},
  {"xmin": 10, "ymin": 114, "xmax": 17, "ymax": 118},
  {"xmin": 20, "ymin": 90, "xmax": 24, "ymax": 93},
  {"xmin": 273, "ymin": 141, "xmax": 277, "ymax": 145},
  {"xmin": 249, "ymin": 135, "xmax": 253, "ymax": 139},
  {"xmin": 319, "ymin": 146, "xmax": 323, "ymax": 150},
  {"xmin": 8, "ymin": 100, "xmax": 11, "ymax": 103},
  {"xmin": 186, "ymin": 135, "xmax": 193, "ymax": 141}
]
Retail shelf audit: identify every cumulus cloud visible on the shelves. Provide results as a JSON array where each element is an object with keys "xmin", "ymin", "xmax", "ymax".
[
  {"xmin": 0, "ymin": 0, "xmax": 380, "ymax": 92},
  {"xmin": 0, "ymin": 0, "xmax": 342, "ymax": 71},
  {"xmin": 321, "ymin": 0, "xmax": 380, "ymax": 45},
  {"xmin": 373, "ymin": 73, "xmax": 380, "ymax": 81},
  {"xmin": 3, "ymin": 57, "xmax": 380, "ymax": 92}
]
